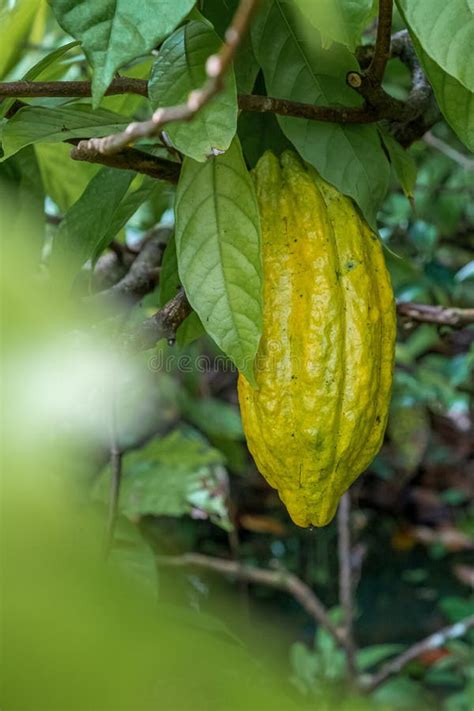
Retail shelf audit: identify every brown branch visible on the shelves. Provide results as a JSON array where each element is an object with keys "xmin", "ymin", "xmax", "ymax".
[
  {"xmin": 79, "ymin": 0, "xmax": 260, "ymax": 156},
  {"xmin": 367, "ymin": 0, "xmax": 394, "ymax": 84},
  {"xmin": 87, "ymin": 229, "xmax": 170, "ymax": 312},
  {"xmin": 124, "ymin": 289, "xmax": 192, "ymax": 351},
  {"xmin": 238, "ymin": 93, "xmax": 380, "ymax": 123},
  {"xmin": 364, "ymin": 615, "xmax": 474, "ymax": 692},
  {"xmin": 397, "ymin": 302, "xmax": 474, "ymax": 327},
  {"xmin": 0, "ymin": 77, "xmax": 148, "ymax": 99},
  {"xmin": 156, "ymin": 552, "xmax": 349, "ymax": 649},
  {"xmin": 337, "ymin": 493, "xmax": 357, "ymax": 679},
  {"xmin": 69, "ymin": 143, "xmax": 180, "ymax": 183}
]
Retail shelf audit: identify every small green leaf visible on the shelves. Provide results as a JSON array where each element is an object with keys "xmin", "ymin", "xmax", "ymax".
[
  {"xmin": 49, "ymin": 0, "xmax": 196, "ymax": 105},
  {"xmin": 252, "ymin": 0, "xmax": 390, "ymax": 229},
  {"xmin": 294, "ymin": 0, "xmax": 376, "ymax": 51},
  {"xmin": 51, "ymin": 167, "xmax": 135, "ymax": 283},
  {"xmin": 238, "ymin": 111, "xmax": 292, "ymax": 169},
  {"xmin": 379, "ymin": 128, "xmax": 417, "ymax": 199},
  {"xmin": 175, "ymin": 138, "xmax": 263, "ymax": 381},
  {"xmin": 149, "ymin": 21, "xmax": 237, "ymax": 162},
  {"xmin": 396, "ymin": 0, "xmax": 474, "ymax": 93},
  {"xmin": 356, "ymin": 644, "xmax": 404, "ymax": 671},
  {"xmin": 1, "ymin": 103, "xmax": 129, "ymax": 161},
  {"xmin": 158, "ymin": 235, "xmax": 205, "ymax": 345}
]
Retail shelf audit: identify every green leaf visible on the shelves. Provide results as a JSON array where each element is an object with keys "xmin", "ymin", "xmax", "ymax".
[
  {"xmin": 93, "ymin": 175, "xmax": 161, "ymax": 261},
  {"xmin": 379, "ymin": 128, "xmax": 417, "ymax": 199},
  {"xmin": 180, "ymin": 395, "xmax": 244, "ymax": 440},
  {"xmin": 175, "ymin": 312, "xmax": 205, "ymax": 346},
  {"xmin": 175, "ymin": 138, "xmax": 263, "ymax": 381},
  {"xmin": 396, "ymin": 0, "xmax": 474, "ymax": 92},
  {"xmin": 356, "ymin": 644, "xmax": 404, "ymax": 671},
  {"xmin": 410, "ymin": 37, "xmax": 474, "ymax": 152},
  {"xmin": 49, "ymin": 0, "xmax": 196, "ymax": 105},
  {"xmin": 294, "ymin": 0, "xmax": 376, "ymax": 51},
  {"xmin": 159, "ymin": 234, "xmax": 181, "ymax": 305},
  {"xmin": 36, "ymin": 142, "xmax": 100, "ymax": 211},
  {"xmin": 50, "ymin": 167, "xmax": 135, "ymax": 283},
  {"xmin": 0, "ymin": 146, "xmax": 45, "ymax": 262},
  {"xmin": 0, "ymin": 40, "xmax": 79, "ymax": 119},
  {"xmin": 149, "ymin": 21, "xmax": 237, "ymax": 162},
  {"xmin": 238, "ymin": 110, "xmax": 292, "ymax": 169},
  {"xmin": 0, "ymin": 0, "xmax": 39, "ymax": 79},
  {"xmin": 95, "ymin": 429, "xmax": 230, "ymax": 528},
  {"xmin": 1, "ymin": 103, "xmax": 129, "ymax": 161},
  {"xmin": 252, "ymin": 0, "xmax": 390, "ymax": 229},
  {"xmin": 158, "ymin": 234, "xmax": 205, "ymax": 345}
]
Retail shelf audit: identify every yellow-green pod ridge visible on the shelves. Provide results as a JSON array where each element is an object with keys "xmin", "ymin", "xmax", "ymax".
[{"xmin": 238, "ymin": 151, "xmax": 396, "ymax": 527}]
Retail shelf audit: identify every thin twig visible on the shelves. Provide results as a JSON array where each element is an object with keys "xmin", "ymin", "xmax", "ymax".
[
  {"xmin": 397, "ymin": 302, "xmax": 474, "ymax": 327},
  {"xmin": 104, "ymin": 400, "xmax": 123, "ymax": 558},
  {"xmin": 337, "ymin": 493, "xmax": 357, "ymax": 679},
  {"xmin": 156, "ymin": 552, "xmax": 350, "ymax": 649},
  {"xmin": 364, "ymin": 615, "xmax": 474, "ymax": 692},
  {"xmin": 423, "ymin": 132, "xmax": 474, "ymax": 171},
  {"xmin": 79, "ymin": 0, "xmax": 260, "ymax": 156},
  {"xmin": 367, "ymin": 0, "xmax": 394, "ymax": 83}
]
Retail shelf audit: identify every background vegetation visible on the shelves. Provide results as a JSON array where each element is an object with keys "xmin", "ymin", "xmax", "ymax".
[{"xmin": 1, "ymin": 1, "xmax": 473, "ymax": 709}]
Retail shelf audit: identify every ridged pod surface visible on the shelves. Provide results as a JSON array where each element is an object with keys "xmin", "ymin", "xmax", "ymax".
[{"xmin": 238, "ymin": 151, "xmax": 396, "ymax": 527}]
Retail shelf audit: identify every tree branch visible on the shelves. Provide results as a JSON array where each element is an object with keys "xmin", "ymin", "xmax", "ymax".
[
  {"xmin": 367, "ymin": 0, "xmax": 394, "ymax": 84},
  {"xmin": 0, "ymin": 77, "xmax": 148, "ymax": 99},
  {"xmin": 156, "ymin": 552, "xmax": 350, "ymax": 650},
  {"xmin": 364, "ymin": 615, "xmax": 474, "ymax": 692},
  {"xmin": 0, "ymin": 29, "xmax": 436, "ymax": 151},
  {"xmin": 397, "ymin": 302, "xmax": 474, "ymax": 327},
  {"xmin": 79, "ymin": 0, "xmax": 260, "ymax": 156},
  {"xmin": 87, "ymin": 229, "xmax": 170, "ymax": 312},
  {"xmin": 124, "ymin": 289, "xmax": 192, "ymax": 351},
  {"xmin": 337, "ymin": 493, "xmax": 357, "ymax": 679},
  {"xmin": 69, "ymin": 143, "xmax": 180, "ymax": 183}
]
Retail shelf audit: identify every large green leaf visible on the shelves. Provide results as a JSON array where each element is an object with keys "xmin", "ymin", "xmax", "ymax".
[
  {"xmin": 175, "ymin": 138, "xmax": 263, "ymax": 381},
  {"xmin": 396, "ymin": 0, "xmax": 474, "ymax": 92},
  {"xmin": 95, "ymin": 429, "xmax": 230, "ymax": 528},
  {"xmin": 50, "ymin": 167, "xmax": 135, "ymax": 283},
  {"xmin": 411, "ymin": 37, "xmax": 474, "ymax": 152},
  {"xmin": 294, "ymin": 0, "xmax": 376, "ymax": 51},
  {"xmin": 149, "ymin": 21, "xmax": 237, "ymax": 162},
  {"xmin": 252, "ymin": 0, "xmax": 390, "ymax": 229},
  {"xmin": 1, "ymin": 103, "xmax": 129, "ymax": 161},
  {"xmin": 49, "ymin": 0, "xmax": 196, "ymax": 105}
]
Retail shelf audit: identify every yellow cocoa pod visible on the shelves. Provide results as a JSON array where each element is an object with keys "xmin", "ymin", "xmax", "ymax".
[{"xmin": 238, "ymin": 151, "xmax": 396, "ymax": 527}]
